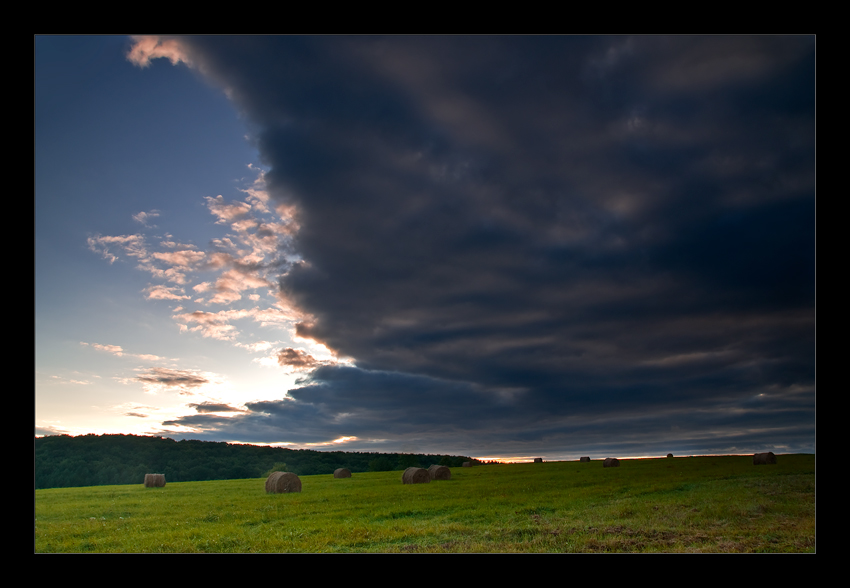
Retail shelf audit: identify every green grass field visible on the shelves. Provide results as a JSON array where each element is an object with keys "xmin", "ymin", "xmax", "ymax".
[{"xmin": 34, "ymin": 454, "xmax": 815, "ymax": 553}]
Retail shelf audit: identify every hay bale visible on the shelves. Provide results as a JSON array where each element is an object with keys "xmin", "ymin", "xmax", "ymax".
[
  {"xmin": 143, "ymin": 473, "xmax": 165, "ymax": 487},
  {"xmin": 603, "ymin": 457, "xmax": 620, "ymax": 468},
  {"xmin": 462, "ymin": 461, "xmax": 473, "ymax": 467},
  {"xmin": 402, "ymin": 467, "xmax": 431, "ymax": 484},
  {"xmin": 427, "ymin": 464, "xmax": 451, "ymax": 480},
  {"xmin": 579, "ymin": 456, "xmax": 590, "ymax": 462},
  {"xmin": 333, "ymin": 468, "xmax": 352, "ymax": 478},
  {"xmin": 753, "ymin": 452, "xmax": 777, "ymax": 465},
  {"xmin": 533, "ymin": 457, "xmax": 543, "ymax": 463},
  {"xmin": 265, "ymin": 471, "xmax": 302, "ymax": 493},
  {"xmin": 667, "ymin": 453, "xmax": 674, "ymax": 458}
]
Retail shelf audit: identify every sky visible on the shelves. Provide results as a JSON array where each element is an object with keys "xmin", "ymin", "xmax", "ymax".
[{"xmin": 35, "ymin": 35, "xmax": 815, "ymax": 461}]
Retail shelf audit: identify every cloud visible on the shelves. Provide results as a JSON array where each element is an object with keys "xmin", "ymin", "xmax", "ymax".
[
  {"xmin": 133, "ymin": 367, "xmax": 213, "ymax": 395},
  {"xmin": 163, "ymin": 365, "xmax": 494, "ymax": 445},
  {"xmin": 133, "ymin": 210, "xmax": 160, "ymax": 227},
  {"xmin": 236, "ymin": 340, "xmax": 275, "ymax": 352},
  {"xmin": 145, "ymin": 285, "xmax": 191, "ymax": 301},
  {"xmin": 126, "ymin": 35, "xmax": 193, "ymax": 69},
  {"xmin": 91, "ymin": 166, "xmax": 302, "ymax": 350},
  {"xmin": 205, "ymin": 195, "xmax": 252, "ymax": 224},
  {"xmin": 49, "ymin": 375, "xmax": 92, "ymax": 385},
  {"xmin": 170, "ymin": 305, "xmax": 304, "ymax": 342},
  {"xmin": 87, "ymin": 234, "xmax": 147, "ymax": 264},
  {"xmin": 130, "ymin": 36, "xmax": 814, "ymax": 456},
  {"xmin": 275, "ymin": 347, "xmax": 332, "ymax": 372},
  {"xmin": 81, "ymin": 342, "xmax": 167, "ymax": 362},
  {"xmin": 159, "ymin": 363, "xmax": 814, "ymax": 456},
  {"xmin": 172, "ymin": 309, "xmax": 243, "ymax": 341},
  {"xmin": 642, "ymin": 36, "xmax": 812, "ymax": 93},
  {"xmin": 188, "ymin": 401, "xmax": 243, "ymax": 413},
  {"xmin": 150, "ymin": 249, "xmax": 206, "ymax": 268},
  {"xmin": 36, "ymin": 425, "xmax": 69, "ymax": 437},
  {"xmin": 88, "ymin": 343, "xmax": 124, "ymax": 355},
  {"xmin": 205, "ymin": 268, "xmax": 272, "ymax": 305}
]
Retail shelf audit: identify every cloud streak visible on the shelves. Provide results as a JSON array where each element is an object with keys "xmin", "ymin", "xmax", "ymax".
[
  {"xmin": 81, "ymin": 342, "xmax": 167, "ymax": 362},
  {"xmin": 133, "ymin": 367, "xmax": 215, "ymax": 395}
]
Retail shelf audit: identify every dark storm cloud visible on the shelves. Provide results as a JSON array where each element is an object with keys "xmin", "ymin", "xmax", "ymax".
[
  {"xmin": 162, "ymin": 362, "xmax": 813, "ymax": 456},
  {"xmin": 165, "ymin": 365, "xmax": 528, "ymax": 449},
  {"xmin": 166, "ymin": 36, "xmax": 814, "ymax": 456}
]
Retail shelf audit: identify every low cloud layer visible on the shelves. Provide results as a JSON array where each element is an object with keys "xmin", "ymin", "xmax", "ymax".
[{"xmin": 132, "ymin": 36, "xmax": 814, "ymax": 457}]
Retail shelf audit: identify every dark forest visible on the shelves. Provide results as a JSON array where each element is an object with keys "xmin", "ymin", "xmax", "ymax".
[{"xmin": 35, "ymin": 434, "xmax": 475, "ymax": 489}]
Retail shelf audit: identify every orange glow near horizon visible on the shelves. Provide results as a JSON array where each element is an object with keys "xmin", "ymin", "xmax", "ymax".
[{"xmin": 471, "ymin": 452, "xmax": 772, "ymax": 463}]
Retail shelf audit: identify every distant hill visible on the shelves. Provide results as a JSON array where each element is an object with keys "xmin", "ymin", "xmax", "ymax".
[{"xmin": 35, "ymin": 434, "xmax": 475, "ymax": 489}]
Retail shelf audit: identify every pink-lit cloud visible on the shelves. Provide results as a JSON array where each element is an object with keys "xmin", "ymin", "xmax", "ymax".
[
  {"xmin": 151, "ymin": 249, "xmax": 206, "ymax": 268},
  {"xmin": 231, "ymin": 217, "xmax": 259, "ymax": 233},
  {"xmin": 87, "ymin": 234, "xmax": 147, "ymax": 264},
  {"xmin": 127, "ymin": 36, "xmax": 193, "ymax": 69},
  {"xmin": 204, "ymin": 251, "xmax": 234, "ymax": 270},
  {"xmin": 145, "ymin": 285, "xmax": 191, "ymax": 301},
  {"xmin": 205, "ymin": 195, "xmax": 252, "ymax": 224},
  {"xmin": 89, "ymin": 343, "xmax": 124, "ymax": 355},
  {"xmin": 172, "ymin": 308, "xmax": 253, "ymax": 340},
  {"xmin": 204, "ymin": 268, "xmax": 272, "ymax": 305},
  {"xmin": 89, "ymin": 164, "xmax": 305, "ymax": 354}
]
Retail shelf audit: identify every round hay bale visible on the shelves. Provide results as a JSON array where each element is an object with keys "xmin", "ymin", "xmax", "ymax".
[
  {"xmin": 402, "ymin": 467, "xmax": 430, "ymax": 484},
  {"xmin": 579, "ymin": 456, "xmax": 590, "ymax": 462},
  {"xmin": 333, "ymin": 468, "xmax": 352, "ymax": 478},
  {"xmin": 533, "ymin": 457, "xmax": 543, "ymax": 463},
  {"xmin": 603, "ymin": 457, "xmax": 620, "ymax": 468},
  {"xmin": 667, "ymin": 453, "xmax": 674, "ymax": 458},
  {"xmin": 427, "ymin": 464, "xmax": 451, "ymax": 480},
  {"xmin": 462, "ymin": 461, "xmax": 472, "ymax": 467},
  {"xmin": 265, "ymin": 471, "xmax": 302, "ymax": 493},
  {"xmin": 144, "ymin": 473, "xmax": 165, "ymax": 487},
  {"xmin": 753, "ymin": 452, "xmax": 777, "ymax": 465}
]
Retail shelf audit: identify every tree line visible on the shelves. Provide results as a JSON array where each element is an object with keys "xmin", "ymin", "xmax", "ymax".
[{"xmin": 34, "ymin": 434, "xmax": 476, "ymax": 489}]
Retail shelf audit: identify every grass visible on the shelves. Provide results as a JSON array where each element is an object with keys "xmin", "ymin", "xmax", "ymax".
[{"xmin": 34, "ymin": 454, "xmax": 815, "ymax": 553}]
